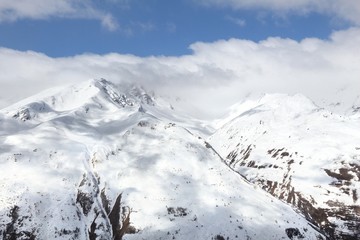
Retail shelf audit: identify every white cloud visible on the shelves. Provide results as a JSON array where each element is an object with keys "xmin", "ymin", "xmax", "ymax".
[
  {"xmin": 198, "ymin": 0, "xmax": 360, "ymax": 26},
  {"xmin": 0, "ymin": 0, "xmax": 118, "ymax": 31},
  {"xmin": 101, "ymin": 13, "xmax": 118, "ymax": 31},
  {"xmin": 1, "ymin": 28, "xmax": 360, "ymax": 118}
]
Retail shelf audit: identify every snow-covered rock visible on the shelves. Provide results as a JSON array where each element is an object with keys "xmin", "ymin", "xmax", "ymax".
[
  {"xmin": 209, "ymin": 93, "xmax": 360, "ymax": 239},
  {"xmin": 0, "ymin": 80, "xmax": 325, "ymax": 240}
]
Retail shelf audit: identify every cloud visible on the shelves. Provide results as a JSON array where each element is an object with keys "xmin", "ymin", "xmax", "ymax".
[
  {"xmin": 1, "ymin": 28, "xmax": 360, "ymax": 118},
  {"xmin": 100, "ymin": 13, "xmax": 118, "ymax": 31},
  {"xmin": 197, "ymin": 0, "xmax": 360, "ymax": 26},
  {"xmin": 0, "ymin": 0, "xmax": 118, "ymax": 31},
  {"xmin": 226, "ymin": 16, "xmax": 246, "ymax": 27}
]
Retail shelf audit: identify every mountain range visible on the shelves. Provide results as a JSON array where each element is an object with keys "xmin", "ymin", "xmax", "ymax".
[{"xmin": 0, "ymin": 79, "xmax": 358, "ymax": 240}]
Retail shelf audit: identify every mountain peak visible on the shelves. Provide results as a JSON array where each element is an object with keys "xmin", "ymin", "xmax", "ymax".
[
  {"xmin": 258, "ymin": 93, "xmax": 318, "ymax": 112},
  {"xmin": 2, "ymin": 78, "xmax": 156, "ymax": 122}
]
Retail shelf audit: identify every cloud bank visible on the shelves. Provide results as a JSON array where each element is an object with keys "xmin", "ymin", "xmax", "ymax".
[
  {"xmin": 0, "ymin": 0, "xmax": 118, "ymax": 31},
  {"xmin": 198, "ymin": 0, "xmax": 360, "ymax": 26},
  {"xmin": 1, "ymin": 28, "xmax": 360, "ymax": 118}
]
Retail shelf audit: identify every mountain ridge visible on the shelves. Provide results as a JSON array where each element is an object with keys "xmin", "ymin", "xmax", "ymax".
[
  {"xmin": 1, "ymin": 78, "xmax": 357, "ymax": 239},
  {"xmin": 209, "ymin": 92, "xmax": 360, "ymax": 239}
]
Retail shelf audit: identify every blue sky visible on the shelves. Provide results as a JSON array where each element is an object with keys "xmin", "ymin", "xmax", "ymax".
[{"xmin": 0, "ymin": 0, "xmax": 351, "ymax": 57}]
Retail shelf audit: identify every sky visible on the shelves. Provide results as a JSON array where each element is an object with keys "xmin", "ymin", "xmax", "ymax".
[
  {"xmin": 0, "ymin": 0, "xmax": 360, "ymax": 118},
  {"xmin": 0, "ymin": 0, "xmax": 351, "ymax": 57}
]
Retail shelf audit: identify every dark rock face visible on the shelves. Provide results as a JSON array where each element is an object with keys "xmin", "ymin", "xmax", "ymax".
[
  {"xmin": 1, "ymin": 206, "xmax": 37, "ymax": 240},
  {"xmin": 167, "ymin": 206, "xmax": 189, "ymax": 217},
  {"xmin": 75, "ymin": 167, "xmax": 136, "ymax": 240},
  {"xmin": 12, "ymin": 108, "xmax": 31, "ymax": 121},
  {"xmin": 76, "ymin": 191, "xmax": 94, "ymax": 216},
  {"xmin": 285, "ymin": 228, "xmax": 304, "ymax": 239},
  {"xmin": 222, "ymin": 144, "xmax": 360, "ymax": 240}
]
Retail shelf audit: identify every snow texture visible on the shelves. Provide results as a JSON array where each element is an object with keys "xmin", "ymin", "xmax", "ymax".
[{"xmin": 0, "ymin": 79, "xmax": 344, "ymax": 240}]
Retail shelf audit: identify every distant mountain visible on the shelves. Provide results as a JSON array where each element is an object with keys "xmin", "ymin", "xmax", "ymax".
[{"xmin": 209, "ymin": 94, "xmax": 360, "ymax": 239}]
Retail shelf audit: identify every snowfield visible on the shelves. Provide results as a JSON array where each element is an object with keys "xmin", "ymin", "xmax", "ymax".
[
  {"xmin": 0, "ymin": 79, "xmax": 356, "ymax": 239},
  {"xmin": 209, "ymin": 93, "xmax": 360, "ymax": 240}
]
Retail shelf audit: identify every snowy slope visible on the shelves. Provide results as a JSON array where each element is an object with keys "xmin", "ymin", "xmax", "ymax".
[
  {"xmin": 0, "ymin": 80, "xmax": 325, "ymax": 240},
  {"xmin": 209, "ymin": 94, "xmax": 360, "ymax": 240}
]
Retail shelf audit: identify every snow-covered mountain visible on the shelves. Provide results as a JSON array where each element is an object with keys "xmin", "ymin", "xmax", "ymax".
[
  {"xmin": 209, "ymin": 94, "xmax": 360, "ymax": 240},
  {"xmin": 0, "ymin": 79, "xmax": 355, "ymax": 239}
]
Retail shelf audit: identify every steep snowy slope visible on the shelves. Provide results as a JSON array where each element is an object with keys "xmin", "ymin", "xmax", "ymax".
[
  {"xmin": 0, "ymin": 80, "xmax": 324, "ymax": 240},
  {"xmin": 350, "ymin": 95, "xmax": 360, "ymax": 118},
  {"xmin": 209, "ymin": 94, "xmax": 360, "ymax": 240}
]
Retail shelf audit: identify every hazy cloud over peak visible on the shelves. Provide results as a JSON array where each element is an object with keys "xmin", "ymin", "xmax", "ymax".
[{"xmin": 1, "ymin": 28, "xmax": 360, "ymax": 118}]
